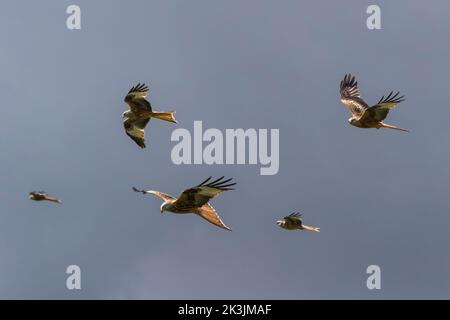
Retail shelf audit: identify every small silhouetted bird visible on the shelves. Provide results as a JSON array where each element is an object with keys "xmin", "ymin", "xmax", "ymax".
[
  {"xmin": 276, "ymin": 212, "xmax": 320, "ymax": 232},
  {"xmin": 29, "ymin": 191, "xmax": 62, "ymax": 204}
]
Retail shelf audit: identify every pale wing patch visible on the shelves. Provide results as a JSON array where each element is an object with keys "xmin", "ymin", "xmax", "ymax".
[
  {"xmin": 374, "ymin": 102, "xmax": 400, "ymax": 109},
  {"xmin": 126, "ymin": 124, "xmax": 145, "ymax": 140},
  {"xmin": 126, "ymin": 83, "xmax": 148, "ymax": 99},
  {"xmin": 196, "ymin": 186, "xmax": 225, "ymax": 199},
  {"xmin": 339, "ymin": 74, "xmax": 370, "ymax": 118},
  {"xmin": 341, "ymin": 98, "xmax": 367, "ymax": 118},
  {"xmin": 146, "ymin": 190, "xmax": 176, "ymax": 202},
  {"xmin": 127, "ymin": 90, "xmax": 147, "ymax": 99},
  {"xmin": 124, "ymin": 116, "xmax": 147, "ymax": 148}
]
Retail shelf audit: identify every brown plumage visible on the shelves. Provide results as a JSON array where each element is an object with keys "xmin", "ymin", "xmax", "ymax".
[
  {"xmin": 133, "ymin": 176, "xmax": 235, "ymax": 231},
  {"xmin": 340, "ymin": 74, "xmax": 409, "ymax": 132},
  {"xmin": 29, "ymin": 191, "xmax": 62, "ymax": 204},
  {"xmin": 276, "ymin": 212, "xmax": 320, "ymax": 232},
  {"xmin": 123, "ymin": 83, "xmax": 177, "ymax": 148}
]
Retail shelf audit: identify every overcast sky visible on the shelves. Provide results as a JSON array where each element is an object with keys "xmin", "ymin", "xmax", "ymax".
[{"xmin": 1, "ymin": 0, "xmax": 449, "ymax": 299}]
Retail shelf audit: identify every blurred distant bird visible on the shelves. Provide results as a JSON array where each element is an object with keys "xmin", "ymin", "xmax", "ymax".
[
  {"xmin": 123, "ymin": 83, "xmax": 177, "ymax": 148},
  {"xmin": 29, "ymin": 191, "xmax": 62, "ymax": 204},
  {"xmin": 339, "ymin": 74, "xmax": 408, "ymax": 132},
  {"xmin": 133, "ymin": 176, "xmax": 235, "ymax": 231},
  {"xmin": 276, "ymin": 212, "xmax": 320, "ymax": 232}
]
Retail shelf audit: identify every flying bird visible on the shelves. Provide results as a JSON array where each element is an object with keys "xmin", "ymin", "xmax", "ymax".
[
  {"xmin": 29, "ymin": 191, "xmax": 62, "ymax": 204},
  {"xmin": 123, "ymin": 83, "xmax": 177, "ymax": 148},
  {"xmin": 339, "ymin": 74, "xmax": 408, "ymax": 132},
  {"xmin": 276, "ymin": 212, "xmax": 320, "ymax": 232},
  {"xmin": 133, "ymin": 176, "xmax": 235, "ymax": 231}
]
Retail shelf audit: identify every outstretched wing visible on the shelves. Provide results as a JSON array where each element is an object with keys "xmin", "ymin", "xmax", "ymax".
[
  {"xmin": 361, "ymin": 91, "xmax": 405, "ymax": 122},
  {"xmin": 284, "ymin": 212, "xmax": 303, "ymax": 226},
  {"xmin": 132, "ymin": 187, "xmax": 176, "ymax": 202},
  {"xmin": 124, "ymin": 83, "xmax": 152, "ymax": 113},
  {"xmin": 340, "ymin": 74, "xmax": 369, "ymax": 118},
  {"xmin": 172, "ymin": 176, "xmax": 236, "ymax": 210},
  {"xmin": 123, "ymin": 117, "xmax": 150, "ymax": 148},
  {"xmin": 196, "ymin": 203, "xmax": 232, "ymax": 231}
]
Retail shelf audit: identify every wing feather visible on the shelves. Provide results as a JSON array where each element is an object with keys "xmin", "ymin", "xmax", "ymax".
[
  {"xmin": 124, "ymin": 83, "xmax": 152, "ymax": 113},
  {"xmin": 360, "ymin": 91, "xmax": 405, "ymax": 122},
  {"xmin": 123, "ymin": 117, "xmax": 149, "ymax": 148},
  {"xmin": 284, "ymin": 212, "xmax": 303, "ymax": 226},
  {"xmin": 132, "ymin": 187, "xmax": 176, "ymax": 202},
  {"xmin": 172, "ymin": 176, "xmax": 236, "ymax": 210},
  {"xmin": 340, "ymin": 74, "xmax": 369, "ymax": 117}
]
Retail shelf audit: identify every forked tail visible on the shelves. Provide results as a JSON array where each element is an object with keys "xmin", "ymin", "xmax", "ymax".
[
  {"xmin": 150, "ymin": 111, "xmax": 177, "ymax": 123},
  {"xmin": 47, "ymin": 197, "xmax": 62, "ymax": 204},
  {"xmin": 303, "ymin": 225, "xmax": 320, "ymax": 232},
  {"xmin": 380, "ymin": 123, "xmax": 409, "ymax": 132}
]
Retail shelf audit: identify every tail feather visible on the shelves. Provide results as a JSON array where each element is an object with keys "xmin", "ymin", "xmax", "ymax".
[
  {"xmin": 47, "ymin": 197, "xmax": 62, "ymax": 204},
  {"xmin": 150, "ymin": 111, "xmax": 177, "ymax": 123},
  {"xmin": 303, "ymin": 225, "xmax": 320, "ymax": 232},
  {"xmin": 380, "ymin": 123, "xmax": 409, "ymax": 132}
]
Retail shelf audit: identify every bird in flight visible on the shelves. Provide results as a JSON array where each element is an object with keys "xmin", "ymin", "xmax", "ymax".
[
  {"xmin": 29, "ymin": 191, "xmax": 62, "ymax": 204},
  {"xmin": 123, "ymin": 83, "xmax": 177, "ymax": 148},
  {"xmin": 276, "ymin": 212, "xmax": 320, "ymax": 232},
  {"xmin": 339, "ymin": 74, "xmax": 409, "ymax": 132},
  {"xmin": 133, "ymin": 176, "xmax": 235, "ymax": 231}
]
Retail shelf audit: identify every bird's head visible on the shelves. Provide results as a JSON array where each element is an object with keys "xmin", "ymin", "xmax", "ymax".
[
  {"xmin": 348, "ymin": 118, "xmax": 357, "ymax": 125},
  {"xmin": 122, "ymin": 110, "xmax": 132, "ymax": 119},
  {"xmin": 160, "ymin": 202, "xmax": 170, "ymax": 213},
  {"xmin": 276, "ymin": 220, "xmax": 285, "ymax": 227}
]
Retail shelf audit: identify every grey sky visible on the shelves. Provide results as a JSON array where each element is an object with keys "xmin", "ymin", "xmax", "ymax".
[{"xmin": 0, "ymin": 0, "xmax": 449, "ymax": 299}]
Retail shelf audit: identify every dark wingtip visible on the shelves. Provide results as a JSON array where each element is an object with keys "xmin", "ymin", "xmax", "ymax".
[
  {"xmin": 132, "ymin": 187, "xmax": 145, "ymax": 194},
  {"xmin": 197, "ymin": 176, "xmax": 236, "ymax": 191},
  {"xmin": 341, "ymin": 73, "xmax": 358, "ymax": 90},
  {"xmin": 128, "ymin": 82, "xmax": 149, "ymax": 94},
  {"xmin": 378, "ymin": 90, "xmax": 405, "ymax": 104},
  {"xmin": 211, "ymin": 177, "xmax": 236, "ymax": 190},
  {"xmin": 197, "ymin": 176, "xmax": 213, "ymax": 187},
  {"xmin": 289, "ymin": 212, "xmax": 302, "ymax": 218}
]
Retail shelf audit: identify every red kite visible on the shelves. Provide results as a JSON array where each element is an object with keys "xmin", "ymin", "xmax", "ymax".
[
  {"xmin": 123, "ymin": 83, "xmax": 177, "ymax": 148},
  {"xmin": 340, "ymin": 74, "xmax": 408, "ymax": 132},
  {"xmin": 133, "ymin": 176, "xmax": 235, "ymax": 231}
]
